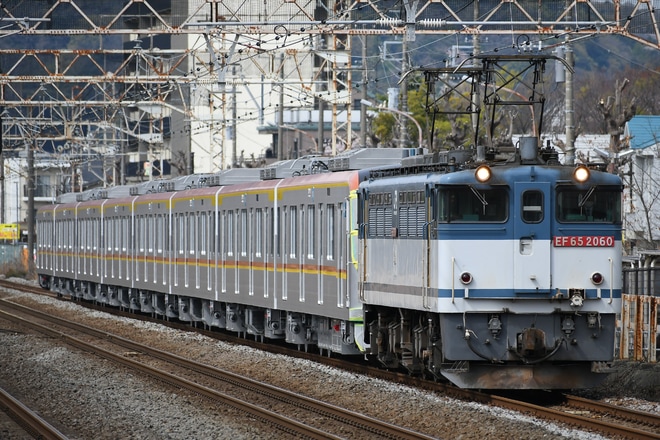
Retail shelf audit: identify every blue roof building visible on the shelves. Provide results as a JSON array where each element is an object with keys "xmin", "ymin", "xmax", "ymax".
[{"xmin": 624, "ymin": 115, "xmax": 660, "ymax": 150}]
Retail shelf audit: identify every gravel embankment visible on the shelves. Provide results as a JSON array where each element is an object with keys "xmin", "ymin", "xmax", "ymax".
[{"xmin": 0, "ymin": 284, "xmax": 658, "ymax": 439}]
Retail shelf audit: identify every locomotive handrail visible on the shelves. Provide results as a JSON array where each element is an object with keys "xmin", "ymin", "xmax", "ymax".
[
  {"xmin": 423, "ymin": 220, "xmax": 433, "ymax": 310},
  {"xmin": 609, "ymin": 257, "xmax": 613, "ymax": 304},
  {"xmin": 451, "ymin": 257, "xmax": 456, "ymax": 304}
]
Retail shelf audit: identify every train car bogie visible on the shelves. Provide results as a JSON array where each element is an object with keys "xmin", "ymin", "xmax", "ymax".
[
  {"xmin": 285, "ymin": 312, "xmax": 317, "ymax": 349},
  {"xmin": 226, "ymin": 304, "xmax": 247, "ymax": 335},
  {"xmin": 138, "ymin": 290, "xmax": 155, "ymax": 314},
  {"xmin": 265, "ymin": 310, "xmax": 286, "ymax": 339},
  {"xmin": 317, "ymin": 318, "xmax": 362, "ymax": 356},
  {"xmin": 245, "ymin": 308, "xmax": 265, "ymax": 341},
  {"xmin": 201, "ymin": 300, "xmax": 227, "ymax": 329},
  {"xmin": 152, "ymin": 293, "xmax": 178, "ymax": 319}
]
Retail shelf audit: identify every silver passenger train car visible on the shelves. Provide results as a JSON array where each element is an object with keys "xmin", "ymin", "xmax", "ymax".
[{"xmin": 36, "ymin": 143, "xmax": 622, "ymax": 389}]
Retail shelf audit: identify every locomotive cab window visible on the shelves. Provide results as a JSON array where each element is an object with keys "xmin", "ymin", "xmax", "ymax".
[
  {"xmin": 522, "ymin": 190, "xmax": 544, "ymax": 223},
  {"xmin": 556, "ymin": 186, "xmax": 621, "ymax": 223},
  {"xmin": 436, "ymin": 186, "xmax": 508, "ymax": 222}
]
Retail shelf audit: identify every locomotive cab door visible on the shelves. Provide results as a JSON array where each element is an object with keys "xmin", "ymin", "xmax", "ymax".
[{"xmin": 513, "ymin": 182, "xmax": 552, "ymax": 293}]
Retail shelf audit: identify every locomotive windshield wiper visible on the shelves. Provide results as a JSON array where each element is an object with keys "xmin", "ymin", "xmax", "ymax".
[
  {"xmin": 578, "ymin": 186, "xmax": 596, "ymax": 207},
  {"xmin": 469, "ymin": 186, "xmax": 488, "ymax": 207}
]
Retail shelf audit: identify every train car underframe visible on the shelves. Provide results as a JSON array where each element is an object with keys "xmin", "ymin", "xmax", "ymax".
[
  {"xmin": 45, "ymin": 276, "xmax": 363, "ymax": 357},
  {"xmin": 364, "ymin": 305, "xmax": 616, "ymax": 389}
]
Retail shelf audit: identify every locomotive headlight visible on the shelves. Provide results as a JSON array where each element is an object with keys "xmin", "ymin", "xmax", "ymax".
[
  {"xmin": 573, "ymin": 165, "xmax": 590, "ymax": 183},
  {"xmin": 475, "ymin": 165, "xmax": 492, "ymax": 183},
  {"xmin": 460, "ymin": 272, "xmax": 473, "ymax": 285},
  {"xmin": 590, "ymin": 272, "xmax": 604, "ymax": 285}
]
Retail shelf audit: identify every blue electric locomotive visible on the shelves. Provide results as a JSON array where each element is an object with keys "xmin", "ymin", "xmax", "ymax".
[{"xmin": 358, "ymin": 146, "xmax": 622, "ymax": 389}]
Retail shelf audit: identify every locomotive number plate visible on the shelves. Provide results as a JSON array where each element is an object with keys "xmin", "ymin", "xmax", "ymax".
[{"xmin": 553, "ymin": 236, "xmax": 615, "ymax": 247}]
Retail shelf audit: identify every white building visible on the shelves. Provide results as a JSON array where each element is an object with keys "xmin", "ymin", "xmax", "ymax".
[
  {"xmin": 621, "ymin": 116, "xmax": 660, "ymax": 250},
  {"xmin": 171, "ymin": 2, "xmax": 321, "ymax": 173}
]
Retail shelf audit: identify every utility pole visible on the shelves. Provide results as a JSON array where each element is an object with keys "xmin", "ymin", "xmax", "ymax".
[
  {"xmin": 231, "ymin": 64, "xmax": 237, "ymax": 166},
  {"xmin": 27, "ymin": 138, "xmax": 35, "ymax": 269},
  {"xmin": 471, "ymin": 1, "xmax": 481, "ymax": 147},
  {"xmin": 564, "ymin": 44, "xmax": 576, "ymax": 165},
  {"xmin": 277, "ymin": 53, "xmax": 285, "ymax": 159},
  {"xmin": 399, "ymin": 38, "xmax": 409, "ymax": 149},
  {"xmin": 399, "ymin": 0, "xmax": 419, "ymax": 149},
  {"xmin": 360, "ymin": 36, "xmax": 368, "ymax": 148}
]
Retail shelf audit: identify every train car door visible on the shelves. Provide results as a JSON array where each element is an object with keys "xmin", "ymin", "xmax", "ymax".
[{"xmin": 513, "ymin": 182, "xmax": 552, "ymax": 293}]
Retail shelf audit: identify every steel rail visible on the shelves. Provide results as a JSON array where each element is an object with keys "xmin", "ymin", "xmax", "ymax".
[
  {"xmin": 490, "ymin": 393, "xmax": 660, "ymax": 439},
  {"xmin": 0, "ymin": 386, "xmax": 68, "ymax": 440},
  {"xmin": 0, "ymin": 297, "xmax": 435, "ymax": 440},
  {"xmin": 564, "ymin": 394, "xmax": 660, "ymax": 431},
  {"xmin": 0, "ymin": 306, "xmax": 337, "ymax": 440}
]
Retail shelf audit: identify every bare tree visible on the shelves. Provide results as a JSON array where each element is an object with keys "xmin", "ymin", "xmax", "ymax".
[{"xmin": 599, "ymin": 78, "xmax": 637, "ymax": 155}]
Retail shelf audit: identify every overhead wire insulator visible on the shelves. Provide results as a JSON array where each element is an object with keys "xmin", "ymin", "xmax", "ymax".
[
  {"xmin": 418, "ymin": 19, "xmax": 446, "ymax": 28},
  {"xmin": 376, "ymin": 17, "xmax": 403, "ymax": 27}
]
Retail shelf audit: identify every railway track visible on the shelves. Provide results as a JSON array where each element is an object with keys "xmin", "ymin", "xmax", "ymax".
[
  {"xmin": 0, "ymin": 385, "xmax": 68, "ymax": 440},
  {"xmin": 560, "ymin": 394, "xmax": 660, "ymax": 437},
  {"xmin": 0, "ymin": 294, "xmax": 434, "ymax": 440},
  {"xmin": 1, "ymin": 279, "xmax": 659, "ymax": 439},
  {"xmin": 491, "ymin": 393, "xmax": 660, "ymax": 440}
]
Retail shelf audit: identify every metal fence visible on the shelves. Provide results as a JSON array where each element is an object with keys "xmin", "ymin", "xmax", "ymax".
[
  {"xmin": 0, "ymin": 244, "xmax": 27, "ymax": 266},
  {"xmin": 619, "ymin": 265, "xmax": 660, "ymax": 362}
]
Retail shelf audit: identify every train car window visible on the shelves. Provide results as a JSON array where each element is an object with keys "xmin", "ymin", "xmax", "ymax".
[
  {"xmin": 209, "ymin": 212, "xmax": 215, "ymax": 257},
  {"xmin": 227, "ymin": 211, "xmax": 234, "ymax": 256},
  {"xmin": 176, "ymin": 213, "xmax": 183, "ymax": 256},
  {"xmin": 268, "ymin": 208, "xmax": 275, "ymax": 257},
  {"xmin": 437, "ymin": 186, "xmax": 508, "ymax": 222},
  {"xmin": 327, "ymin": 204, "xmax": 335, "ymax": 260},
  {"xmin": 556, "ymin": 186, "xmax": 622, "ymax": 223},
  {"xmin": 148, "ymin": 215, "xmax": 154, "ymax": 253},
  {"xmin": 522, "ymin": 191, "xmax": 544, "ymax": 223},
  {"xmin": 94, "ymin": 218, "xmax": 99, "ymax": 251},
  {"xmin": 240, "ymin": 209, "xmax": 248, "ymax": 257},
  {"xmin": 189, "ymin": 213, "xmax": 196, "ymax": 255},
  {"xmin": 156, "ymin": 215, "xmax": 162, "ymax": 254},
  {"xmin": 289, "ymin": 206, "xmax": 297, "ymax": 259},
  {"xmin": 116, "ymin": 218, "xmax": 122, "ymax": 254},
  {"xmin": 122, "ymin": 217, "xmax": 128, "ymax": 253},
  {"xmin": 200, "ymin": 212, "xmax": 207, "ymax": 256},
  {"xmin": 318, "ymin": 204, "xmax": 324, "ymax": 259},
  {"xmin": 84, "ymin": 219, "xmax": 89, "ymax": 251},
  {"xmin": 80, "ymin": 219, "xmax": 85, "ymax": 251},
  {"xmin": 300, "ymin": 206, "xmax": 306, "ymax": 261},
  {"xmin": 307, "ymin": 205, "xmax": 315, "ymax": 259},
  {"xmin": 138, "ymin": 215, "xmax": 144, "ymax": 253},
  {"xmin": 255, "ymin": 208, "xmax": 263, "ymax": 258}
]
